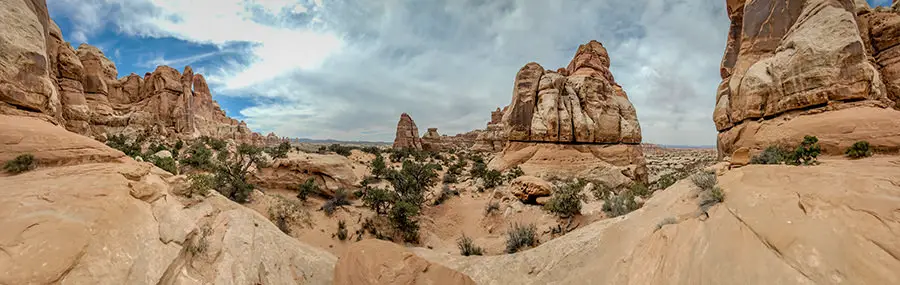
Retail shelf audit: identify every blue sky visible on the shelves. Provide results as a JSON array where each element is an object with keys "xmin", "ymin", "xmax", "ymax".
[{"xmin": 46, "ymin": 0, "xmax": 876, "ymax": 145}]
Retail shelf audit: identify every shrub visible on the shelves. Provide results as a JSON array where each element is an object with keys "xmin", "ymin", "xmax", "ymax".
[
  {"xmin": 691, "ymin": 171, "xmax": 717, "ymax": 191},
  {"xmin": 362, "ymin": 187, "xmax": 395, "ymax": 215},
  {"xmin": 457, "ymin": 234, "xmax": 484, "ymax": 256},
  {"xmin": 296, "ymin": 178, "xmax": 320, "ymax": 201},
  {"xmin": 470, "ymin": 161, "xmax": 487, "ymax": 179},
  {"xmin": 185, "ymin": 173, "xmax": 214, "ymax": 198},
  {"xmin": 323, "ymin": 189, "xmax": 352, "ymax": 216},
  {"xmin": 4, "ymin": 154, "xmax": 35, "ymax": 174},
  {"xmin": 503, "ymin": 166, "xmax": 525, "ymax": 182},
  {"xmin": 106, "ymin": 134, "xmax": 143, "ymax": 157},
  {"xmin": 387, "ymin": 160, "xmax": 439, "ymax": 207},
  {"xmin": 390, "ymin": 200, "xmax": 421, "ymax": 243},
  {"xmin": 182, "ymin": 143, "xmax": 213, "ymax": 169},
  {"xmin": 213, "ymin": 143, "xmax": 268, "ymax": 203},
  {"xmin": 335, "ymin": 220, "xmax": 348, "ymax": 241},
  {"xmin": 602, "ymin": 191, "xmax": 638, "ymax": 217},
  {"xmin": 484, "ymin": 201, "xmax": 501, "ymax": 216},
  {"xmin": 174, "ymin": 140, "xmax": 184, "ymax": 152},
  {"xmin": 700, "ymin": 186, "xmax": 725, "ymax": 211},
  {"xmin": 442, "ymin": 173, "xmax": 458, "ymax": 184},
  {"xmin": 750, "ymin": 146, "xmax": 790, "ymax": 165},
  {"xmin": 433, "ymin": 185, "xmax": 459, "ymax": 206},
  {"xmin": 845, "ymin": 141, "xmax": 872, "ymax": 159},
  {"xmin": 200, "ymin": 136, "xmax": 227, "ymax": 152},
  {"xmin": 482, "ymin": 169, "xmax": 502, "ymax": 189},
  {"xmin": 629, "ymin": 183, "xmax": 652, "ymax": 198},
  {"xmin": 149, "ymin": 156, "xmax": 178, "ymax": 174},
  {"xmin": 792, "ymin": 135, "xmax": 821, "ymax": 165},
  {"xmin": 505, "ymin": 223, "xmax": 538, "ymax": 254},
  {"xmin": 590, "ymin": 182, "xmax": 609, "ymax": 201},
  {"xmin": 544, "ymin": 180, "xmax": 587, "ymax": 218},
  {"xmin": 268, "ymin": 196, "xmax": 309, "ymax": 235},
  {"xmin": 360, "ymin": 146, "xmax": 381, "ymax": 155},
  {"xmin": 328, "ymin": 144, "xmax": 352, "ymax": 156},
  {"xmin": 371, "ymin": 154, "xmax": 387, "ymax": 178},
  {"xmin": 655, "ymin": 217, "xmax": 678, "ymax": 232},
  {"xmin": 654, "ymin": 173, "xmax": 678, "ymax": 190},
  {"xmin": 269, "ymin": 141, "xmax": 291, "ymax": 159}
]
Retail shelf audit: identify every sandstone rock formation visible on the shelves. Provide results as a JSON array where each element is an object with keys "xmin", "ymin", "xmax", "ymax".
[
  {"xmin": 508, "ymin": 176, "xmax": 553, "ymax": 204},
  {"xmin": 0, "ymin": 115, "xmax": 336, "ymax": 284},
  {"xmin": 413, "ymin": 157, "xmax": 900, "ymax": 284},
  {"xmin": 492, "ymin": 40, "xmax": 647, "ymax": 186},
  {"xmin": 253, "ymin": 152, "xmax": 364, "ymax": 196},
  {"xmin": 471, "ymin": 107, "xmax": 508, "ymax": 152},
  {"xmin": 715, "ymin": 0, "xmax": 900, "ymax": 157},
  {"xmin": 333, "ymin": 239, "xmax": 475, "ymax": 285},
  {"xmin": 0, "ymin": 0, "xmax": 266, "ymax": 144},
  {"xmin": 421, "ymin": 128, "xmax": 445, "ymax": 151},
  {"xmin": 393, "ymin": 113, "xmax": 423, "ymax": 149}
]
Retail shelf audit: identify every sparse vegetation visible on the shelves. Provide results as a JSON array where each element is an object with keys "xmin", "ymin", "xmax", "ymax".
[
  {"xmin": 544, "ymin": 180, "xmax": 587, "ymax": 218},
  {"xmin": 484, "ymin": 201, "xmax": 501, "ymax": 216},
  {"xmin": 323, "ymin": 189, "xmax": 352, "ymax": 216},
  {"xmin": 655, "ymin": 217, "xmax": 678, "ymax": 232},
  {"xmin": 106, "ymin": 134, "xmax": 144, "ymax": 157},
  {"xmin": 268, "ymin": 196, "xmax": 310, "ymax": 235},
  {"xmin": 470, "ymin": 160, "xmax": 487, "ymax": 179},
  {"xmin": 482, "ymin": 169, "xmax": 502, "ymax": 189},
  {"xmin": 4, "ymin": 154, "xmax": 35, "ymax": 174},
  {"xmin": 457, "ymin": 234, "xmax": 484, "ymax": 256},
  {"xmin": 751, "ymin": 135, "xmax": 822, "ymax": 166},
  {"xmin": 750, "ymin": 146, "xmax": 790, "ymax": 165},
  {"xmin": 213, "ymin": 143, "xmax": 268, "ymax": 203},
  {"xmin": 296, "ymin": 178, "xmax": 320, "ymax": 201},
  {"xmin": 268, "ymin": 141, "xmax": 291, "ymax": 159},
  {"xmin": 792, "ymin": 135, "xmax": 822, "ymax": 165},
  {"xmin": 335, "ymin": 220, "xmax": 348, "ymax": 241},
  {"xmin": 389, "ymin": 200, "xmax": 421, "ymax": 243},
  {"xmin": 503, "ymin": 166, "xmax": 525, "ymax": 182},
  {"xmin": 629, "ymin": 183, "xmax": 652, "ymax": 198},
  {"xmin": 690, "ymin": 171, "xmax": 717, "ymax": 191},
  {"xmin": 590, "ymin": 182, "xmax": 609, "ymax": 200},
  {"xmin": 654, "ymin": 173, "xmax": 678, "ymax": 190},
  {"xmin": 181, "ymin": 143, "xmax": 213, "ymax": 169},
  {"xmin": 200, "ymin": 136, "xmax": 227, "ymax": 152},
  {"xmin": 433, "ymin": 185, "xmax": 459, "ymax": 206},
  {"xmin": 693, "ymin": 171, "xmax": 724, "ymax": 211},
  {"xmin": 149, "ymin": 156, "xmax": 178, "ymax": 174},
  {"xmin": 845, "ymin": 141, "xmax": 872, "ymax": 159},
  {"xmin": 505, "ymin": 223, "xmax": 538, "ymax": 254},
  {"xmin": 328, "ymin": 144, "xmax": 353, "ymax": 156},
  {"xmin": 602, "ymin": 191, "xmax": 638, "ymax": 217},
  {"xmin": 362, "ymin": 187, "xmax": 395, "ymax": 215},
  {"xmin": 185, "ymin": 173, "xmax": 215, "ymax": 198},
  {"xmin": 370, "ymin": 153, "xmax": 388, "ymax": 179},
  {"xmin": 442, "ymin": 172, "xmax": 458, "ymax": 184}
]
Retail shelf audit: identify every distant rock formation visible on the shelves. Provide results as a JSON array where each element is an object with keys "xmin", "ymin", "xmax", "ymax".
[
  {"xmin": 714, "ymin": 0, "xmax": 900, "ymax": 158},
  {"xmin": 491, "ymin": 40, "xmax": 647, "ymax": 187},
  {"xmin": 392, "ymin": 113, "xmax": 423, "ymax": 149},
  {"xmin": 0, "ymin": 3, "xmax": 270, "ymax": 144},
  {"xmin": 471, "ymin": 107, "xmax": 508, "ymax": 152},
  {"xmin": 421, "ymin": 128, "xmax": 445, "ymax": 151}
]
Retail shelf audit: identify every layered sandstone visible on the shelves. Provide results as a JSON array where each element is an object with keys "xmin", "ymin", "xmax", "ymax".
[
  {"xmin": 492, "ymin": 40, "xmax": 647, "ymax": 185},
  {"xmin": 421, "ymin": 128, "xmax": 445, "ymax": 151},
  {"xmin": 0, "ymin": 0, "xmax": 266, "ymax": 144},
  {"xmin": 253, "ymin": 152, "xmax": 364, "ymax": 196},
  {"xmin": 714, "ymin": 0, "xmax": 900, "ymax": 157},
  {"xmin": 334, "ymin": 240, "xmax": 475, "ymax": 285},
  {"xmin": 471, "ymin": 107, "xmax": 508, "ymax": 152},
  {"xmin": 392, "ymin": 113, "xmax": 423, "ymax": 149}
]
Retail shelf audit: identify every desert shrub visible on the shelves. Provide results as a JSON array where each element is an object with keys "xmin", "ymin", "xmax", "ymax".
[
  {"xmin": 186, "ymin": 225, "xmax": 212, "ymax": 255},
  {"xmin": 457, "ymin": 234, "xmax": 484, "ymax": 256},
  {"xmin": 323, "ymin": 189, "xmax": 352, "ymax": 216},
  {"xmin": 655, "ymin": 217, "xmax": 678, "ymax": 232},
  {"xmin": 268, "ymin": 141, "xmax": 291, "ymax": 159},
  {"xmin": 182, "ymin": 143, "xmax": 213, "ymax": 169},
  {"xmin": 602, "ymin": 191, "xmax": 638, "ymax": 217},
  {"xmin": 360, "ymin": 146, "xmax": 381, "ymax": 155},
  {"xmin": 484, "ymin": 201, "xmax": 501, "ymax": 216},
  {"xmin": 482, "ymin": 169, "xmax": 502, "ymax": 189},
  {"xmin": 200, "ymin": 136, "xmax": 227, "ymax": 152},
  {"xmin": 296, "ymin": 178, "xmax": 320, "ymax": 201},
  {"xmin": 213, "ymin": 144, "xmax": 268, "ymax": 203},
  {"xmin": 371, "ymin": 153, "xmax": 387, "ymax": 178},
  {"xmin": 389, "ymin": 200, "xmax": 421, "ymax": 243},
  {"xmin": 185, "ymin": 173, "xmax": 214, "ymax": 198},
  {"xmin": 792, "ymin": 135, "xmax": 821, "ymax": 165},
  {"xmin": 503, "ymin": 166, "xmax": 525, "ymax": 182},
  {"xmin": 433, "ymin": 185, "xmax": 459, "ymax": 206},
  {"xmin": 470, "ymin": 161, "xmax": 487, "ymax": 179},
  {"xmin": 654, "ymin": 173, "xmax": 678, "ymax": 190},
  {"xmin": 845, "ymin": 141, "xmax": 872, "ymax": 159},
  {"xmin": 750, "ymin": 146, "xmax": 790, "ymax": 165},
  {"xmin": 268, "ymin": 196, "xmax": 310, "ymax": 235},
  {"xmin": 630, "ymin": 183, "xmax": 652, "ymax": 198},
  {"xmin": 361, "ymin": 175, "xmax": 380, "ymax": 187},
  {"xmin": 149, "ymin": 156, "xmax": 178, "ymax": 174},
  {"xmin": 691, "ymin": 171, "xmax": 717, "ymax": 191},
  {"xmin": 505, "ymin": 223, "xmax": 538, "ymax": 254},
  {"xmin": 4, "ymin": 154, "xmax": 35, "ymax": 174},
  {"xmin": 387, "ymin": 160, "xmax": 439, "ymax": 207},
  {"xmin": 328, "ymin": 144, "xmax": 352, "ymax": 156},
  {"xmin": 106, "ymin": 134, "xmax": 143, "ymax": 157},
  {"xmin": 442, "ymin": 172, "xmax": 458, "ymax": 184},
  {"xmin": 362, "ymin": 187, "xmax": 395, "ymax": 215},
  {"xmin": 590, "ymin": 182, "xmax": 609, "ymax": 200},
  {"xmin": 471, "ymin": 154, "xmax": 485, "ymax": 164},
  {"xmin": 335, "ymin": 220, "xmax": 348, "ymax": 241},
  {"xmin": 544, "ymin": 180, "xmax": 587, "ymax": 218},
  {"xmin": 174, "ymin": 140, "xmax": 184, "ymax": 152},
  {"xmin": 148, "ymin": 143, "xmax": 169, "ymax": 155}
]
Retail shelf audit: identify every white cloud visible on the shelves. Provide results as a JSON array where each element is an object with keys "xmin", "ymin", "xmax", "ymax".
[{"xmin": 48, "ymin": 0, "xmax": 729, "ymax": 145}]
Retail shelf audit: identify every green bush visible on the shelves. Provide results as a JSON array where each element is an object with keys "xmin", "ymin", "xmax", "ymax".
[
  {"xmin": 185, "ymin": 173, "xmax": 214, "ymax": 198},
  {"xmin": 629, "ymin": 183, "xmax": 652, "ymax": 198},
  {"xmin": 336, "ymin": 220, "xmax": 348, "ymax": 241},
  {"xmin": 505, "ymin": 223, "xmax": 538, "ymax": 254},
  {"xmin": 149, "ymin": 156, "xmax": 178, "ymax": 174},
  {"xmin": 296, "ymin": 178, "xmax": 320, "ymax": 201},
  {"xmin": 654, "ymin": 173, "xmax": 678, "ymax": 190},
  {"xmin": 792, "ymin": 135, "xmax": 822, "ymax": 165},
  {"xmin": 269, "ymin": 141, "xmax": 291, "ymax": 159},
  {"xmin": 503, "ymin": 166, "xmax": 525, "ymax": 182},
  {"xmin": 371, "ymin": 153, "xmax": 387, "ymax": 178},
  {"xmin": 691, "ymin": 171, "xmax": 717, "ymax": 191},
  {"xmin": 602, "ymin": 191, "xmax": 638, "ymax": 217},
  {"xmin": 268, "ymin": 196, "xmax": 309, "ymax": 235},
  {"xmin": 457, "ymin": 234, "xmax": 484, "ymax": 256},
  {"xmin": 433, "ymin": 185, "xmax": 459, "ymax": 206},
  {"xmin": 442, "ymin": 173, "xmax": 458, "ymax": 184},
  {"xmin": 484, "ymin": 201, "xmax": 501, "ymax": 216},
  {"xmin": 106, "ymin": 134, "xmax": 143, "ymax": 157},
  {"xmin": 590, "ymin": 182, "xmax": 609, "ymax": 201},
  {"xmin": 544, "ymin": 180, "xmax": 587, "ymax": 218},
  {"xmin": 213, "ymin": 143, "xmax": 268, "ymax": 203},
  {"xmin": 182, "ymin": 143, "xmax": 213, "ymax": 169},
  {"xmin": 483, "ymin": 169, "xmax": 502, "ymax": 189},
  {"xmin": 200, "ymin": 136, "xmax": 227, "ymax": 152},
  {"xmin": 4, "ymin": 154, "xmax": 35, "ymax": 174},
  {"xmin": 845, "ymin": 141, "xmax": 872, "ymax": 159},
  {"xmin": 390, "ymin": 200, "xmax": 421, "ymax": 243},
  {"xmin": 470, "ymin": 161, "xmax": 487, "ymax": 179},
  {"xmin": 750, "ymin": 146, "xmax": 790, "ymax": 165},
  {"xmin": 362, "ymin": 187, "xmax": 395, "ymax": 215},
  {"xmin": 328, "ymin": 144, "xmax": 352, "ymax": 156},
  {"xmin": 323, "ymin": 189, "xmax": 352, "ymax": 216}
]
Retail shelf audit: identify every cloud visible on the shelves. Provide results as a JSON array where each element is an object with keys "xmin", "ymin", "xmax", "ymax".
[{"xmin": 47, "ymin": 0, "xmax": 729, "ymax": 145}]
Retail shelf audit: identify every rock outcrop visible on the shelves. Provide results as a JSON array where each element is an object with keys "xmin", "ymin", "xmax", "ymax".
[
  {"xmin": 392, "ymin": 113, "xmax": 423, "ymax": 149},
  {"xmin": 714, "ymin": 0, "xmax": 900, "ymax": 158},
  {"xmin": 412, "ymin": 157, "xmax": 900, "ymax": 284},
  {"xmin": 421, "ymin": 128, "xmax": 445, "ymax": 151},
  {"xmin": 253, "ymin": 152, "xmax": 363, "ymax": 196},
  {"xmin": 0, "ymin": 0, "xmax": 267, "ymax": 144},
  {"xmin": 333, "ymin": 239, "xmax": 475, "ymax": 285},
  {"xmin": 492, "ymin": 40, "xmax": 647, "ymax": 186},
  {"xmin": 0, "ymin": 115, "xmax": 336, "ymax": 284},
  {"xmin": 471, "ymin": 107, "xmax": 508, "ymax": 152}
]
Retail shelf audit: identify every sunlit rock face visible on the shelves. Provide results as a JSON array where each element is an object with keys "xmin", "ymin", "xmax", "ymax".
[
  {"xmin": 714, "ymin": 0, "xmax": 900, "ymax": 158},
  {"xmin": 392, "ymin": 113, "xmax": 423, "ymax": 149}
]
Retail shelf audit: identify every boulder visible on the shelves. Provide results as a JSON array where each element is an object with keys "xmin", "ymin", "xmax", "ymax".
[
  {"xmin": 393, "ymin": 113, "xmax": 423, "ymax": 149},
  {"xmin": 334, "ymin": 239, "xmax": 475, "ymax": 285},
  {"xmin": 508, "ymin": 176, "xmax": 553, "ymax": 204},
  {"xmin": 254, "ymin": 152, "xmax": 362, "ymax": 196},
  {"xmin": 152, "ymin": 150, "xmax": 173, "ymax": 159},
  {"xmin": 730, "ymin": 147, "xmax": 750, "ymax": 167}
]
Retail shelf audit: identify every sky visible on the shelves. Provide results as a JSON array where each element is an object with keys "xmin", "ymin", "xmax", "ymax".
[{"xmin": 43, "ymin": 0, "xmax": 894, "ymax": 145}]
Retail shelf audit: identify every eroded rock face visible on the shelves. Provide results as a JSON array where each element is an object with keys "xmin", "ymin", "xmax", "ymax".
[
  {"xmin": 472, "ymin": 107, "xmax": 508, "ymax": 152},
  {"xmin": 421, "ymin": 128, "xmax": 444, "ymax": 151},
  {"xmin": 393, "ymin": 113, "xmax": 423, "ymax": 149},
  {"xmin": 334, "ymin": 239, "xmax": 475, "ymax": 285},
  {"xmin": 715, "ymin": 0, "xmax": 900, "ymax": 157},
  {"xmin": 0, "ymin": 115, "xmax": 335, "ymax": 284},
  {"xmin": 253, "ymin": 152, "xmax": 362, "ymax": 197},
  {"xmin": 0, "ymin": 0, "xmax": 271, "ymax": 144},
  {"xmin": 493, "ymin": 40, "xmax": 646, "ymax": 184},
  {"xmin": 508, "ymin": 176, "xmax": 553, "ymax": 204}
]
